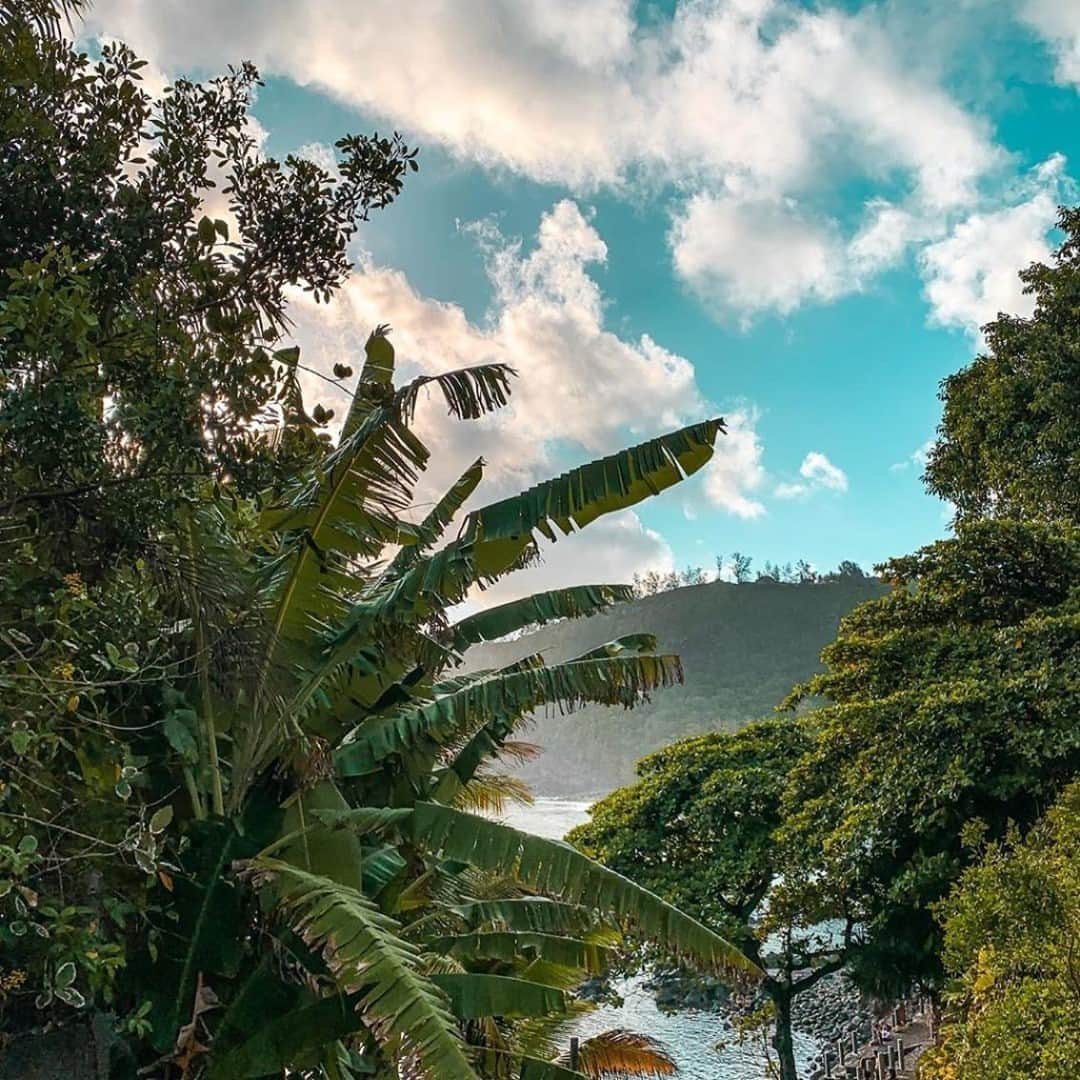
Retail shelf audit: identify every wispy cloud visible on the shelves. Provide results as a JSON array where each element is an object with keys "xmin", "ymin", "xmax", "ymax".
[
  {"xmin": 774, "ymin": 451, "xmax": 848, "ymax": 499},
  {"xmin": 889, "ymin": 439, "xmax": 935, "ymax": 473}
]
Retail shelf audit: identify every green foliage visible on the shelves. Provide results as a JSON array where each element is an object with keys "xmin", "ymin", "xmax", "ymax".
[
  {"xmin": 781, "ymin": 518, "xmax": 1080, "ymax": 992},
  {"xmin": 921, "ymin": 782, "xmax": 1080, "ymax": 1080},
  {"xmin": 571, "ymin": 718, "xmax": 845, "ymax": 1080},
  {"xmin": 0, "ymin": 11, "xmax": 745, "ymax": 1076},
  {"xmin": 254, "ymin": 860, "xmax": 477, "ymax": 1080},
  {"xmin": 572, "ymin": 718, "xmax": 808, "ymax": 936},
  {"xmin": 926, "ymin": 206, "xmax": 1080, "ymax": 524},
  {"xmin": 411, "ymin": 802, "xmax": 758, "ymax": 980}
]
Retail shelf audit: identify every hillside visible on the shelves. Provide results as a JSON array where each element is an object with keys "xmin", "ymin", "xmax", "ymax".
[{"xmin": 465, "ymin": 576, "xmax": 888, "ymax": 796}]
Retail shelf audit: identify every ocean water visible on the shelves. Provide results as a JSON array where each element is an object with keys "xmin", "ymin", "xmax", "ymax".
[{"xmin": 497, "ymin": 798, "xmax": 822, "ymax": 1078}]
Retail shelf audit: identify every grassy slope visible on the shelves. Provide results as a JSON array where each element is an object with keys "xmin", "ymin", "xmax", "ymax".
[{"xmin": 465, "ymin": 576, "xmax": 887, "ymax": 796}]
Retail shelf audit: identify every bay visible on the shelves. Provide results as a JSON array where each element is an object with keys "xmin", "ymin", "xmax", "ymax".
[{"xmin": 497, "ymin": 797, "xmax": 822, "ymax": 1078}]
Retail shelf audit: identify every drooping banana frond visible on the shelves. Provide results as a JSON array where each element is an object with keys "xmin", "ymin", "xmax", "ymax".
[
  {"xmin": 425, "ymin": 932, "xmax": 612, "ymax": 973},
  {"xmin": 334, "ymin": 653, "xmax": 683, "ymax": 778},
  {"xmin": 461, "ymin": 419, "xmax": 724, "ymax": 577},
  {"xmin": 400, "ymin": 365, "xmax": 514, "ymax": 423},
  {"xmin": 446, "ymin": 585, "xmax": 636, "ymax": 651},
  {"xmin": 557, "ymin": 1030, "xmax": 677, "ymax": 1078},
  {"xmin": 385, "ymin": 457, "xmax": 485, "ymax": 580},
  {"xmin": 430, "ymin": 973, "xmax": 568, "ymax": 1019},
  {"xmin": 429, "ymin": 640, "xmax": 673, "ymax": 802},
  {"xmin": 410, "ymin": 803, "xmax": 761, "ymax": 981},
  {"xmin": 253, "ymin": 859, "xmax": 477, "ymax": 1080},
  {"xmin": 449, "ymin": 898, "xmax": 604, "ymax": 937}
]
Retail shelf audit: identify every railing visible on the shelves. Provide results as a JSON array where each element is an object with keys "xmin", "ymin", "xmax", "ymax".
[{"xmin": 809, "ymin": 995, "xmax": 939, "ymax": 1080}]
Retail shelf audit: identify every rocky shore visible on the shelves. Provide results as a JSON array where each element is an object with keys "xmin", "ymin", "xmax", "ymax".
[{"xmin": 616, "ymin": 966, "xmax": 877, "ymax": 1072}]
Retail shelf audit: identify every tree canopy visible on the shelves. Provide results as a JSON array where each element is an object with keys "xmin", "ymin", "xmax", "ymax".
[
  {"xmin": 0, "ymin": 7, "xmax": 755, "ymax": 1077},
  {"xmin": 780, "ymin": 518, "xmax": 1080, "ymax": 992},
  {"xmin": 921, "ymin": 782, "xmax": 1080, "ymax": 1080},
  {"xmin": 926, "ymin": 205, "xmax": 1080, "ymax": 524},
  {"xmin": 571, "ymin": 718, "xmax": 847, "ymax": 1080}
]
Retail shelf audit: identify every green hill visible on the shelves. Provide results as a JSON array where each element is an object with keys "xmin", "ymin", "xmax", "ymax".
[{"xmin": 465, "ymin": 575, "xmax": 887, "ymax": 796}]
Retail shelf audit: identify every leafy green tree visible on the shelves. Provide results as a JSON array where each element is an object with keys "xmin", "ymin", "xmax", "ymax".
[
  {"xmin": 781, "ymin": 519, "xmax": 1080, "ymax": 993},
  {"xmin": 920, "ymin": 782, "xmax": 1080, "ymax": 1080},
  {"xmin": 926, "ymin": 206, "xmax": 1080, "ymax": 524},
  {"xmin": 0, "ymin": 2, "xmax": 415, "ymax": 567},
  {"xmin": 1, "ymin": 7, "xmax": 760, "ymax": 1076},
  {"xmin": 571, "ymin": 718, "xmax": 851, "ymax": 1080}
]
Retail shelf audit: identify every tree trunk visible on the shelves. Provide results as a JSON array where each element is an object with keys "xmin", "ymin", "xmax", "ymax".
[{"xmin": 771, "ymin": 987, "xmax": 799, "ymax": 1080}]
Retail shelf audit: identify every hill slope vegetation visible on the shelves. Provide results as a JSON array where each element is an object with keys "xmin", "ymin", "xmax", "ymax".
[{"xmin": 466, "ymin": 575, "xmax": 887, "ymax": 795}]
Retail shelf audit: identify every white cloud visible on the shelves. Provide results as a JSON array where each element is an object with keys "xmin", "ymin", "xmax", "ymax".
[
  {"xmin": 670, "ymin": 195, "xmax": 848, "ymax": 320},
  {"xmin": 919, "ymin": 155, "xmax": 1070, "ymax": 338},
  {"xmin": 889, "ymin": 438, "xmax": 935, "ymax": 473},
  {"xmin": 1016, "ymin": 1, "xmax": 1080, "ymax": 87},
  {"xmin": 83, "ymin": 1, "xmax": 1039, "ymax": 323},
  {"xmin": 703, "ymin": 408, "xmax": 767, "ymax": 518},
  {"xmin": 668, "ymin": 191, "xmax": 948, "ymax": 321},
  {"xmin": 774, "ymin": 450, "xmax": 848, "ymax": 499},
  {"xmin": 83, "ymin": 1, "xmax": 996, "ymax": 205},
  {"xmin": 285, "ymin": 200, "xmax": 766, "ymax": 600}
]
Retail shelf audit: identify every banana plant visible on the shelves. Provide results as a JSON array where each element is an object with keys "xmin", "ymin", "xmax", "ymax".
[{"xmin": 131, "ymin": 327, "xmax": 759, "ymax": 1078}]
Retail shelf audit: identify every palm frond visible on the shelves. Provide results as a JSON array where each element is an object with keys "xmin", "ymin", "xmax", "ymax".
[
  {"xmin": 253, "ymin": 859, "xmax": 477, "ymax": 1080},
  {"xmin": 447, "ymin": 584, "xmax": 635, "ymax": 651},
  {"xmin": 335, "ymin": 654, "xmax": 683, "ymax": 778},
  {"xmin": 452, "ymin": 771, "xmax": 535, "ymax": 815},
  {"xmin": 558, "ymin": 1030, "xmax": 677, "ymax": 1078},
  {"xmin": 410, "ymin": 804, "xmax": 761, "ymax": 981}
]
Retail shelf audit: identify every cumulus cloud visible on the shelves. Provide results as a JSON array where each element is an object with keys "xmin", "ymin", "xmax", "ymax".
[
  {"xmin": 702, "ymin": 408, "xmax": 767, "ymax": 518},
  {"xmin": 85, "ymin": 2, "xmax": 1055, "ymax": 323},
  {"xmin": 668, "ymin": 190, "xmax": 948, "ymax": 321},
  {"xmin": 1016, "ymin": 1, "xmax": 1080, "ymax": 87},
  {"xmin": 284, "ymin": 200, "xmax": 766, "ymax": 600},
  {"xmin": 774, "ymin": 451, "xmax": 848, "ymax": 499},
  {"xmin": 82, "ymin": 1, "xmax": 996, "ymax": 205},
  {"xmin": 919, "ymin": 155, "xmax": 1071, "ymax": 338},
  {"xmin": 670, "ymin": 196, "xmax": 848, "ymax": 320}
]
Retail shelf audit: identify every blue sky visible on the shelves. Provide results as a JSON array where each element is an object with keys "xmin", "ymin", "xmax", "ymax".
[{"xmin": 84, "ymin": 1, "xmax": 1080, "ymax": 597}]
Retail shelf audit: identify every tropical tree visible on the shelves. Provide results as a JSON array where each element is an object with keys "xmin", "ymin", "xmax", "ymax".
[
  {"xmin": 572, "ymin": 717, "xmax": 851, "ymax": 1080},
  {"xmin": 780, "ymin": 518, "xmax": 1080, "ymax": 994},
  {"xmin": 920, "ymin": 781, "xmax": 1080, "ymax": 1080},
  {"xmin": 31, "ymin": 328, "xmax": 754, "ymax": 1077},
  {"xmin": 0, "ymin": 6, "xmax": 760, "ymax": 1075},
  {"xmin": 925, "ymin": 205, "xmax": 1080, "ymax": 525}
]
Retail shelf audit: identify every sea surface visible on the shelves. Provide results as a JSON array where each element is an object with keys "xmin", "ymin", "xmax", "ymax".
[{"xmin": 498, "ymin": 798, "xmax": 822, "ymax": 1079}]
